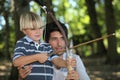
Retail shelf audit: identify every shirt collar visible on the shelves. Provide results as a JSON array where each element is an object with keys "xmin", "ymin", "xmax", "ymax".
[
  {"xmin": 24, "ymin": 36, "xmax": 33, "ymax": 43},
  {"xmin": 24, "ymin": 36, "xmax": 42, "ymax": 44}
]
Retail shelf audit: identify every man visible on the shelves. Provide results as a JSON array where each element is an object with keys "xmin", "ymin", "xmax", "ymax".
[{"xmin": 18, "ymin": 21, "xmax": 90, "ymax": 80}]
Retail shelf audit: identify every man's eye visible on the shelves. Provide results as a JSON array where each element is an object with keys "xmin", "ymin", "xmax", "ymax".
[
  {"xmin": 52, "ymin": 38, "xmax": 56, "ymax": 40},
  {"xmin": 61, "ymin": 37, "xmax": 65, "ymax": 40},
  {"xmin": 51, "ymin": 38, "xmax": 56, "ymax": 41}
]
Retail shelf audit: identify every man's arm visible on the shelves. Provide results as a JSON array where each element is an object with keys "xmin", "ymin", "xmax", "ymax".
[
  {"xmin": 52, "ymin": 57, "xmax": 67, "ymax": 67},
  {"xmin": 76, "ymin": 55, "xmax": 90, "ymax": 80},
  {"xmin": 52, "ymin": 57, "xmax": 76, "ymax": 68}
]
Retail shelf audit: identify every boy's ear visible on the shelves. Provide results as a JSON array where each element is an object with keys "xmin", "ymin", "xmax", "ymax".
[{"xmin": 22, "ymin": 30, "xmax": 26, "ymax": 34}]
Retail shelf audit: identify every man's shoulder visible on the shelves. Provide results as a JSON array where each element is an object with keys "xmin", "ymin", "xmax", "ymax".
[{"xmin": 74, "ymin": 54, "xmax": 81, "ymax": 58}]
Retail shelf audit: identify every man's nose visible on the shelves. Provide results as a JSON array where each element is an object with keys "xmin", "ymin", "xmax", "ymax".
[{"xmin": 57, "ymin": 39, "xmax": 62, "ymax": 46}]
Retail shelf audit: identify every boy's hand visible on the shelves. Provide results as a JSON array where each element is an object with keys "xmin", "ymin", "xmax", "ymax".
[
  {"xmin": 67, "ymin": 57, "xmax": 76, "ymax": 71},
  {"xmin": 36, "ymin": 53, "xmax": 48, "ymax": 63},
  {"xmin": 68, "ymin": 58, "xmax": 76, "ymax": 67}
]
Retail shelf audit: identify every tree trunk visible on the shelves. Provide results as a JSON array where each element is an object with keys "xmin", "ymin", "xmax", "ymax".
[
  {"xmin": 4, "ymin": 11, "xmax": 11, "ymax": 60},
  {"xmin": 45, "ymin": 0, "xmax": 55, "ymax": 23},
  {"xmin": 104, "ymin": 0, "xmax": 119, "ymax": 64},
  {"xmin": 9, "ymin": 0, "xmax": 30, "ymax": 80},
  {"xmin": 13, "ymin": 0, "xmax": 30, "ymax": 41},
  {"xmin": 85, "ymin": 0, "xmax": 106, "ymax": 55}
]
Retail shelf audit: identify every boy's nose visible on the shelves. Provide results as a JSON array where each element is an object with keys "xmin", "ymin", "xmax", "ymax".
[{"xmin": 36, "ymin": 29, "xmax": 42, "ymax": 33}]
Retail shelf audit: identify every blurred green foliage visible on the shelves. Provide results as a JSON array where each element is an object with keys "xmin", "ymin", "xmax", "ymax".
[{"xmin": 0, "ymin": 0, "xmax": 120, "ymax": 58}]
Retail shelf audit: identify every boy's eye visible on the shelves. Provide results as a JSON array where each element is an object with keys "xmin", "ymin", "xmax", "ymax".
[
  {"xmin": 39, "ymin": 26, "xmax": 44, "ymax": 29},
  {"xmin": 30, "ymin": 28, "xmax": 36, "ymax": 30},
  {"xmin": 28, "ymin": 26, "xmax": 44, "ymax": 30}
]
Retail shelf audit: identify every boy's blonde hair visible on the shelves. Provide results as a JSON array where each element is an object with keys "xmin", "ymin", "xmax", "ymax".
[{"xmin": 20, "ymin": 12, "xmax": 44, "ymax": 31}]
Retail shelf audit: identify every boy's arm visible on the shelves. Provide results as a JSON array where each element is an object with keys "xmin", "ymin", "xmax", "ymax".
[
  {"xmin": 13, "ymin": 53, "xmax": 48, "ymax": 67},
  {"xmin": 13, "ymin": 54, "xmax": 37, "ymax": 67}
]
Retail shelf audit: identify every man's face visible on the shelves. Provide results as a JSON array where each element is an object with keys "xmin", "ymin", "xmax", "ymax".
[{"xmin": 48, "ymin": 31, "xmax": 66, "ymax": 55}]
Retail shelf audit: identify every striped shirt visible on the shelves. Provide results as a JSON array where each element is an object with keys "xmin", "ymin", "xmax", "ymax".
[{"xmin": 13, "ymin": 36, "xmax": 57, "ymax": 80}]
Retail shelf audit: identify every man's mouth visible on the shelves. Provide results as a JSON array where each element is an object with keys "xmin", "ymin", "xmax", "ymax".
[{"xmin": 55, "ymin": 47, "xmax": 63, "ymax": 51}]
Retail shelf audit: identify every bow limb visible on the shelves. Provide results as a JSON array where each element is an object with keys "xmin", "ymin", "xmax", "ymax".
[
  {"xmin": 47, "ymin": 9, "xmax": 76, "ymax": 72},
  {"xmin": 47, "ymin": 12, "xmax": 69, "ymax": 47},
  {"xmin": 40, "ymin": 5, "xmax": 73, "ymax": 71}
]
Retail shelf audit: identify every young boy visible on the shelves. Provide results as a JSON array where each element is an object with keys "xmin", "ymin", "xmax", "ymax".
[{"xmin": 13, "ymin": 12, "xmax": 66, "ymax": 80}]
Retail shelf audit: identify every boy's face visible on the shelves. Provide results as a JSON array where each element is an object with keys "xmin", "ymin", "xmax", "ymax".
[
  {"xmin": 48, "ymin": 31, "xmax": 66, "ymax": 55},
  {"xmin": 23, "ymin": 28, "xmax": 43, "ymax": 43}
]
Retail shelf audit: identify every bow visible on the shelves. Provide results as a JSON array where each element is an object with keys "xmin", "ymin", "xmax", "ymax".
[
  {"xmin": 36, "ymin": 1, "xmax": 115, "ymax": 72},
  {"xmin": 37, "ymin": 2, "xmax": 75, "ymax": 71}
]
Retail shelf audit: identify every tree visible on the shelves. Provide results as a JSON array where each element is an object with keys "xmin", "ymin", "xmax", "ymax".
[
  {"xmin": 4, "ymin": 11, "xmax": 11, "ymax": 60},
  {"xmin": 85, "ymin": 0, "xmax": 106, "ymax": 55},
  {"xmin": 0, "ymin": 0, "xmax": 11, "ymax": 60},
  {"xmin": 44, "ymin": 0, "xmax": 54, "ymax": 23},
  {"xmin": 104, "ymin": 0, "xmax": 119, "ymax": 64},
  {"xmin": 9, "ymin": 0, "xmax": 30, "ymax": 80},
  {"xmin": 13, "ymin": 0, "xmax": 30, "ymax": 41}
]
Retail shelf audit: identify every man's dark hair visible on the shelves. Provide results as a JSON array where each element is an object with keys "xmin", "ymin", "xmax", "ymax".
[{"xmin": 43, "ymin": 21, "xmax": 68, "ymax": 43}]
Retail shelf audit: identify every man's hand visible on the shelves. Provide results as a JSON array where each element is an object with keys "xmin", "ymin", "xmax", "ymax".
[
  {"xmin": 66, "ymin": 70, "xmax": 79, "ymax": 80},
  {"xmin": 18, "ymin": 65, "xmax": 32, "ymax": 79}
]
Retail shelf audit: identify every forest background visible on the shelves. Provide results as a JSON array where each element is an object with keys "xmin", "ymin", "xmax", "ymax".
[{"xmin": 0, "ymin": 0, "xmax": 120, "ymax": 80}]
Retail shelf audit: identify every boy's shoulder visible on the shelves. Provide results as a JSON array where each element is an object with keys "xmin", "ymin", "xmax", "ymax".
[
  {"xmin": 16, "ymin": 37, "xmax": 31, "ymax": 46},
  {"xmin": 16, "ymin": 37, "xmax": 27, "ymax": 43}
]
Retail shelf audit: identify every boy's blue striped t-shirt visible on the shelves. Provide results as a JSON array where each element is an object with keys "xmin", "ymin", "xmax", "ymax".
[{"xmin": 13, "ymin": 36, "xmax": 56, "ymax": 80}]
